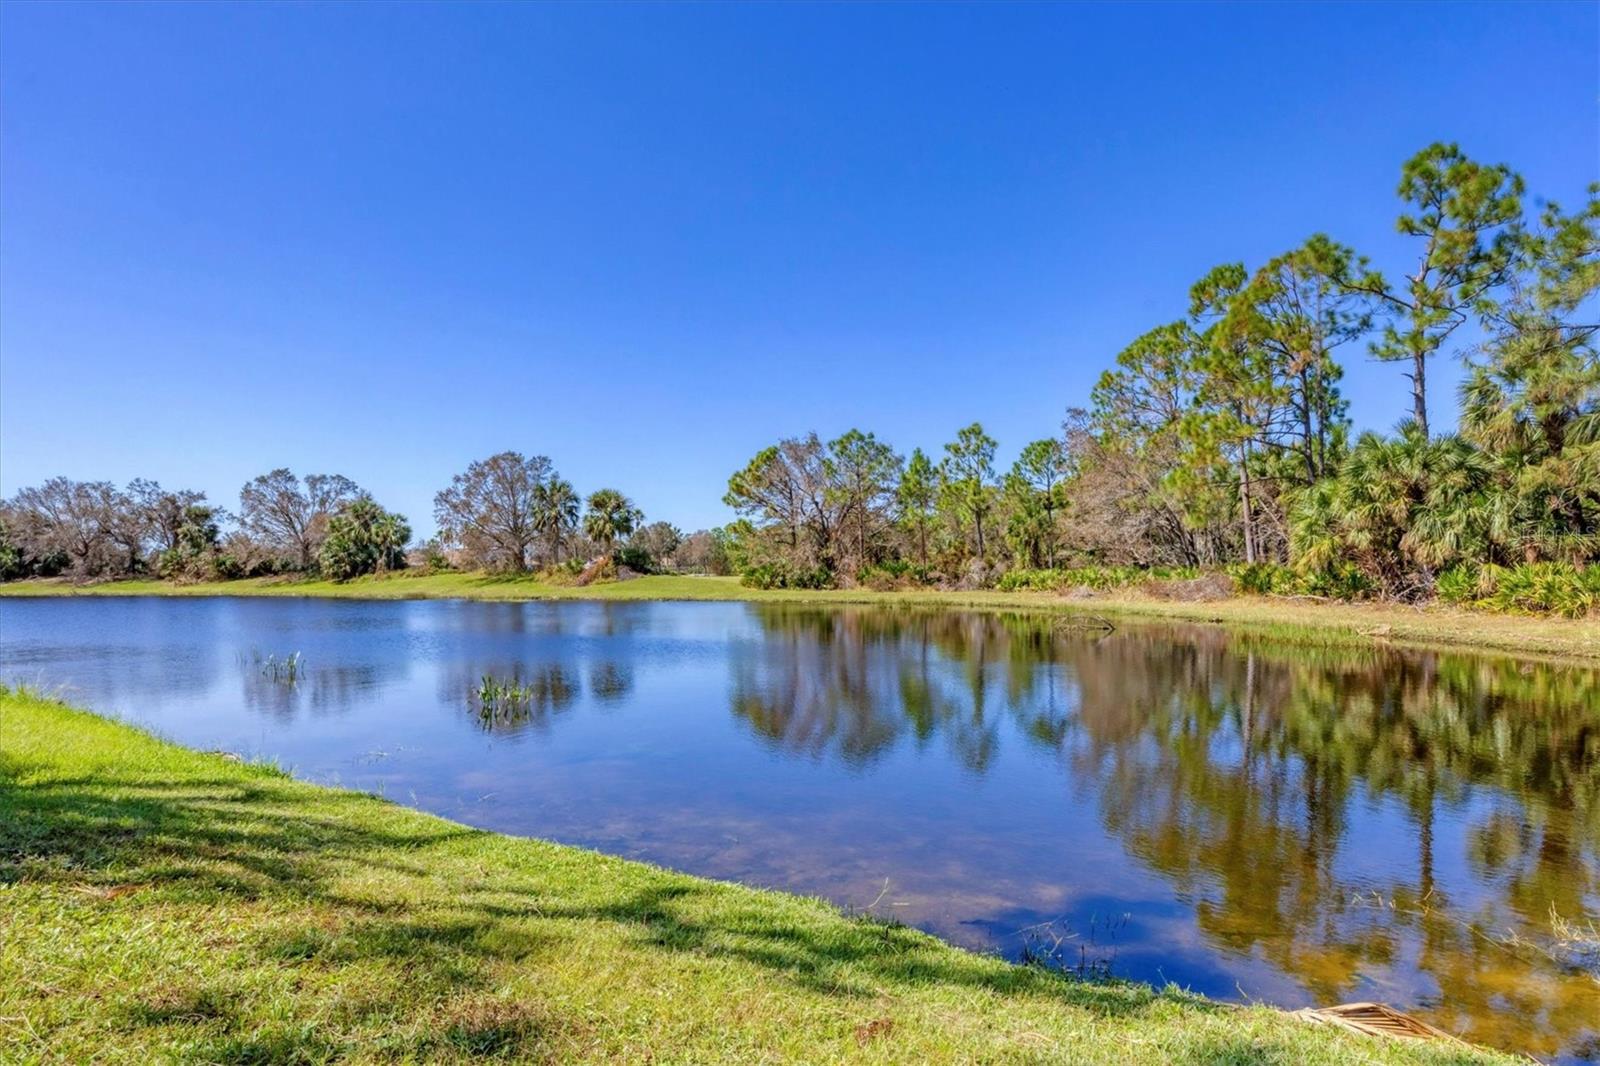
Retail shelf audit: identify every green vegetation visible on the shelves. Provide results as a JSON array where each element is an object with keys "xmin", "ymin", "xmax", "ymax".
[
  {"xmin": 2, "ymin": 145, "xmax": 1595, "ymax": 614},
  {"xmin": 0, "ymin": 688, "xmax": 1513, "ymax": 1063},
  {"xmin": 722, "ymin": 147, "xmax": 1597, "ymax": 607}
]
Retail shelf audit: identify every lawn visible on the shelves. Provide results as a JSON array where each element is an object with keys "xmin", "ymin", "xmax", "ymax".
[
  {"xmin": 4, "ymin": 570, "xmax": 1597, "ymax": 662},
  {"xmin": 0, "ymin": 689, "xmax": 1512, "ymax": 1064}
]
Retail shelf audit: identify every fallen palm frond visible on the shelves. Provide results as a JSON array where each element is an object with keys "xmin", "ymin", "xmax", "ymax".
[{"xmin": 1293, "ymin": 1002, "xmax": 1468, "ymax": 1046}]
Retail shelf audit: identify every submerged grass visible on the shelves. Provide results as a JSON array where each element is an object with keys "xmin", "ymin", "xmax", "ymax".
[
  {"xmin": 0, "ymin": 688, "xmax": 1514, "ymax": 1064},
  {"xmin": 4, "ymin": 570, "xmax": 1598, "ymax": 662}
]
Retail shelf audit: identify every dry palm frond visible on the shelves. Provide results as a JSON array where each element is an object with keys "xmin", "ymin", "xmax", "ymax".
[{"xmin": 1293, "ymin": 1002, "xmax": 1468, "ymax": 1046}]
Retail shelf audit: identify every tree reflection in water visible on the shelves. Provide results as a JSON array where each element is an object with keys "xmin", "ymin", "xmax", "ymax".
[{"xmin": 736, "ymin": 606, "xmax": 1600, "ymax": 1057}]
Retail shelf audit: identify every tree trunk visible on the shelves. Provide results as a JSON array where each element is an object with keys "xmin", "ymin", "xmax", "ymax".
[
  {"xmin": 1299, "ymin": 365, "xmax": 1317, "ymax": 482},
  {"xmin": 1239, "ymin": 460, "xmax": 1257, "ymax": 565},
  {"xmin": 1412, "ymin": 350, "xmax": 1429, "ymax": 438}
]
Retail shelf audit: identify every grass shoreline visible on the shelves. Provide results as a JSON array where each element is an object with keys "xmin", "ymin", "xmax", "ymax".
[
  {"xmin": 4, "ymin": 571, "xmax": 1598, "ymax": 663},
  {"xmin": 0, "ymin": 689, "xmax": 1512, "ymax": 1063}
]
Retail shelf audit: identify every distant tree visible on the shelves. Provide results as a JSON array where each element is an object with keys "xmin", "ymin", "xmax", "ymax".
[
  {"xmin": 1010, "ymin": 438, "xmax": 1068, "ymax": 568},
  {"xmin": 534, "ymin": 477, "xmax": 580, "ymax": 564},
  {"xmin": 1342, "ymin": 143, "xmax": 1524, "ymax": 437},
  {"xmin": 724, "ymin": 434, "xmax": 842, "ymax": 570},
  {"xmin": 1186, "ymin": 263, "xmax": 1295, "ymax": 563},
  {"xmin": 5, "ymin": 478, "xmax": 124, "ymax": 578},
  {"xmin": 674, "ymin": 528, "xmax": 730, "ymax": 575},
  {"xmin": 1459, "ymin": 186, "xmax": 1600, "ymax": 563},
  {"xmin": 319, "ymin": 498, "xmax": 412, "ymax": 581},
  {"xmin": 239, "ymin": 469, "xmax": 363, "ymax": 570},
  {"xmin": 1231, "ymin": 235, "xmax": 1363, "ymax": 483},
  {"xmin": 156, "ymin": 503, "xmax": 224, "ymax": 580},
  {"xmin": 940, "ymin": 423, "xmax": 997, "ymax": 560},
  {"xmin": 583, "ymin": 489, "xmax": 643, "ymax": 555},
  {"xmin": 433, "ymin": 451, "xmax": 552, "ymax": 572},
  {"xmin": 631, "ymin": 521, "xmax": 683, "ymax": 568},
  {"xmin": 826, "ymin": 429, "xmax": 901, "ymax": 571},
  {"xmin": 896, "ymin": 448, "xmax": 938, "ymax": 567},
  {"xmin": 127, "ymin": 479, "xmax": 215, "ymax": 556},
  {"xmin": 1082, "ymin": 325, "xmax": 1227, "ymax": 565}
]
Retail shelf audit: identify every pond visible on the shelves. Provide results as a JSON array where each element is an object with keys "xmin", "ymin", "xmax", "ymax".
[{"xmin": 2, "ymin": 596, "xmax": 1597, "ymax": 1061}]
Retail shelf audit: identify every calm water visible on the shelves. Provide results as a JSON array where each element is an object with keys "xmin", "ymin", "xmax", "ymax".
[{"xmin": 3, "ymin": 597, "xmax": 1598, "ymax": 1061}]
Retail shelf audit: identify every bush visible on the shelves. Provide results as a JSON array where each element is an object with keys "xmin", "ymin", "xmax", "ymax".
[
  {"xmin": 318, "ymin": 500, "xmax": 411, "ymax": 582},
  {"xmin": 740, "ymin": 563, "xmax": 833, "ymax": 590},
  {"xmin": 1434, "ymin": 562, "xmax": 1598, "ymax": 618},
  {"xmin": 1225, "ymin": 562, "xmax": 1300, "ymax": 596},
  {"xmin": 1485, "ymin": 563, "xmax": 1599, "ymax": 618},
  {"xmin": 856, "ymin": 560, "xmax": 934, "ymax": 590},
  {"xmin": 1300, "ymin": 563, "xmax": 1371, "ymax": 600},
  {"xmin": 998, "ymin": 565, "xmax": 1208, "ymax": 593},
  {"xmin": 613, "ymin": 545, "xmax": 655, "ymax": 574},
  {"xmin": 997, "ymin": 568, "xmax": 1066, "ymax": 592},
  {"xmin": 1435, "ymin": 565, "xmax": 1479, "ymax": 606}
]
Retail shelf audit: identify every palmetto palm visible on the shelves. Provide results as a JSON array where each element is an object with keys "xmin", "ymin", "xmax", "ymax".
[
  {"xmin": 533, "ymin": 478, "xmax": 579, "ymax": 564},
  {"xmin": 582, "ymin": 489, "xmax": 643, "ymax": 555},
  {"xmin": 1289, "ymin": 422, "xmax": 1492, "ymax": 594},
  {"xmin": 1459, "ymin": 319, "xmax": 1600, "ymax": 563}
]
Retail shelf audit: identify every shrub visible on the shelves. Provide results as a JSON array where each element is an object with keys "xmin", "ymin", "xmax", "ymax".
[
  {"xmin": 1300, "ymin": 563, "xmax": 1371, "ymax": 601},
  {"xmin": 1484, "ymin": 563, "xmax": 1599, "ymax": 618},
  {"xmin": 613, "ymin": 545, "xmax": 654, "ymax": 574},
  {"xmin": 1435, "ymin": 565, "xmax": 1479, "ymax": 606},
  {"xmin": 740, "ymin": 563, "xmax": 833, "ymax": 590},
  {"xmin": 997, "ymin": 569, "xmax": 1067, "ymax": 592},
  {"xmin": 1225, "ymin": 562, "xmax": 1300, "ymax": 596},
  {"xmin": 1433, "ymin": 562, "xmax": 1598, "ymax": 618},
  {"xmin": 318, "ymin": 500, "xmax": 411, "ymax": 582},
  {"xmin": 855, "ymin": 561, "xmax": 934, "ymax": 590}
]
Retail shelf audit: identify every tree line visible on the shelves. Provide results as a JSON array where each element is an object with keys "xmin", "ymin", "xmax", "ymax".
[
  {"xmin": 0, "ymin": 452, "xmax": 715, "ymax": 582},
  {"xmin": 4, "ymin": 143, "xmax": 1594, "ymax": 605},
  {"xmin": 723, "ymin": 143, "xmax": 1599, "ymax": 603}
]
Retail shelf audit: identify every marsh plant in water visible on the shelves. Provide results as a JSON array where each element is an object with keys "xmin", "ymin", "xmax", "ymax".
[
  {"xmin": 249, "ymin": 650, "xmax": 303, "ymax": 683},
  {"xmin": 476, "ymin": 675, "xmax": 535, "ymax": 719}
]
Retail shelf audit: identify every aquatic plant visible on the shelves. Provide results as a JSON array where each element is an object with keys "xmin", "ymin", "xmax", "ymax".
[
  {"xmin": 475, "ymin": 675, "xmax": 535, "ymax": 719},
  {"xmin": 255, "ymin": 651, "xmax": 303, "ymax": 683}
]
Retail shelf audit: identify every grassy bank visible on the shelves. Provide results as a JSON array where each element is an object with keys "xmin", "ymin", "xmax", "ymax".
[
  {"xmin": 0, "ymin": 689, "xmax": 1507, "ymax": 1064},
  {"xmin": 4, "ymin": 571, "xmax": 1598, "ymax": 663}
]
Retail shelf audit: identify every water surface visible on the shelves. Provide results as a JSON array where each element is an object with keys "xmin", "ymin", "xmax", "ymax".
[{"xmin": 3, "ymin": 597, "xmax": 1597, "ymax": 1060}]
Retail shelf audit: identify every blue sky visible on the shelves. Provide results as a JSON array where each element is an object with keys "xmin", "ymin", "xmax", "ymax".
[{"xmin": 2, "ymin": 2, "xmax": 1596, "ymax": 534}]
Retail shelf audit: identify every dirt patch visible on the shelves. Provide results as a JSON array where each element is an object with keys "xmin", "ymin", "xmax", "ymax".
[
  {"xmin": 854, "ymin": 1017, "xmax": 894, "ymax": 1045},
  {"xmin": 1143, "ymin": 572, "xmax": 1235, "ymax": 602}
]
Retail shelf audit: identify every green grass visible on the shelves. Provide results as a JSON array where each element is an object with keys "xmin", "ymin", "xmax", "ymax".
[
  {"xmin": 0, "ymin": 689, "xmax": 1510, "ymax": 1064},
  {"xmin": 5, "ymin": 570, "xmax": 1598, "ymax": 662}
]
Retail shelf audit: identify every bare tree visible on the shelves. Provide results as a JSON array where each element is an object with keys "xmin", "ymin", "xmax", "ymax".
[
  {"xmin": 432, "ymin": 451, "xmax": 553, "ymax": 571},
  {"xmin": 5, "ymin": 478, "xmax": 124, "ymax": 577},
  {"xmin": 128, "ymin": 478, "xmax": 214, "ymax": 554},
  {"xmin": 723, "ymin": 434, "xmax": 845, "ymax": 569},
  {"xmin": 239, "ymin": 469, "xmax": 363, "ymax": 570}
]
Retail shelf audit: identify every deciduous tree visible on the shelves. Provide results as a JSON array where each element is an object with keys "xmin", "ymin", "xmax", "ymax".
[{"xmin": 433, "ymin": 452, "xmax": 551, "ymax": 572}]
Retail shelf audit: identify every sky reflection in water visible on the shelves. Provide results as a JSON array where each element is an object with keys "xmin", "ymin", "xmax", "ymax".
[{"xmin": 2, "ymin": 597, "xmax": 1597, "ymax": 1061}]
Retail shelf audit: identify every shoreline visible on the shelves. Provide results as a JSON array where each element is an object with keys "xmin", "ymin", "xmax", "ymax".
[
  {"xmin": 0, "ymin": 689, "xmax": 1513, "ymax": 1063},
  {"xmin": 4, "ymin": 572, "xmax": 1598, "ymax": 664}
]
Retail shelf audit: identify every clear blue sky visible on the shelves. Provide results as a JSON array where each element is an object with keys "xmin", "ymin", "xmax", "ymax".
[{"xmin": 2, "ymin": 2, "xmax": 1596, "ymax": 535}]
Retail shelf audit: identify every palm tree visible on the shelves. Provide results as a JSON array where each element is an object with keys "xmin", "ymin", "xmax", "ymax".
[
  {"xmin": 1459, "ymin": 323, "xmax": 1600, "ymax": 564},
  {"xmin": 582, "ymin": 489, "xmax": 643, "ymax": 556},
  {"xmin": 534, "ymin": 478, "xmax": 579, "ymax": 564},
  {"xmin": 1288, "ymin": 422, "xmax": 1492, "ymax": 595},
  {"xmin": 370, "ymin": 510, "xmax": 409, "ymax": 573}
]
